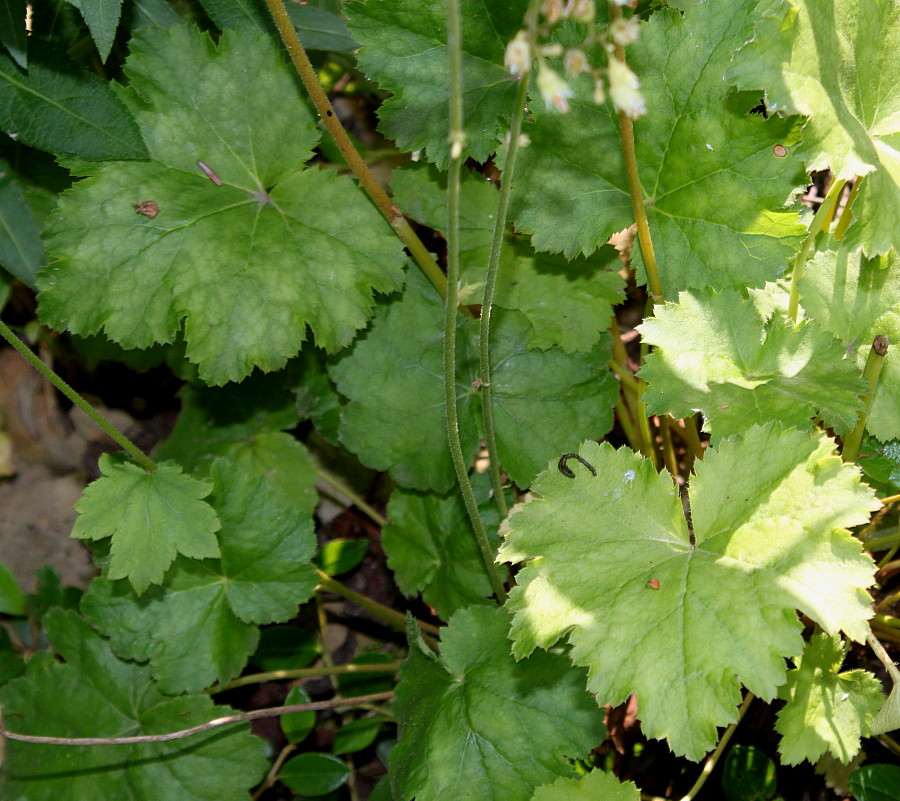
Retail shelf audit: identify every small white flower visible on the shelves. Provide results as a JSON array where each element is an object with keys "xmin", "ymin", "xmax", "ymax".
[
  {"xmin": 541, "ymin": 0, "xmax": 565, "ymax": 24},
  {"xmin": 610, "ymin": 16, "xmax": 639, "ymax": 45},
  {"xmin": 537, "ymin": 62, "xmax": 574, "ymax": 113},
  {"xmin": 504, "ymin": 31, "xmax": 531, "ymax": 76},
  {"xmin": 608, "ymin": 57, "xmax": 646, "ymax": 118},
  {"xmin": 592, "ymin": 78, "xmax": 606, "ymax": 105},
  {"xmin": 539, "ymin": 43, "xmax": 564, "ymax": 58},
  {"xmin": 567, "ymin": 0, "xmax": 595, "ymax": 23},
  {"xmin": 563, "ymin": 48, "xmax": 589, "ymax": 77}
]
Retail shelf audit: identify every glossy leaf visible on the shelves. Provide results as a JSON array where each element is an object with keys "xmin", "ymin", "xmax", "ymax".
[
  {"xmin": 391, "ymin": 606, "xmax": 604, "ymax": 801},
  {"xmin": 37, "ymin": 25, "xmax": 405, "ymax": 385},
  {"xmin": 279, "ymin": 753, "xmax": 350, "ymax": 796},
  {"xmin": 849, "ymin": 764, "xmax": 900, "ymax": 801},
  {"xmin": 72, "ymin": 455, "xmax": 221, "ymax": 594},
  {"xmin": 0, "ymin": 609, "xmax": 267, "ymax": 800},
  {"xmin": 499, "ymin": 425, "xmax": 879, "ymax": 759},
  {"xmin": 281, "ymin": 686, "xmax": 316, "ymax": 744},
  {"xmin": 317, "ymin": 538, "xmax": 369, "ymax": 576}
]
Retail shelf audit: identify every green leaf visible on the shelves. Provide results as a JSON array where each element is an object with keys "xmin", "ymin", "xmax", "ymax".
[
  {"xmin": 79, "ymin": 0, "xmax": 124, "ymax": 61},
  {"xmin": 499, "ymin": 425, "xmax": 879, "ymax": 760},
  {"xmin": 82, "ymin": 460, "xmax": 318, "ymax": 692},
  {"xmin": 195, "ymin": 0, "xmax": 269, "ymax": 29},
  {"xmin": 798, "ymin": 248, "xmax": 900, "ymax": 442},
  {"xmin": 391, "ymin": 606, "xmax": 604, "ymax": 801},
  {"xmin": 0, "ymin": 49, "xmax": 146, "ymax": 159},
  {"xmin": 0, "ymin": 159, "xmax": 44, "ymax": 287},
  {"xmin": 333, "ymin": 717, "xmax": 383, "ymax": 754},
  {"xmin": 730, "ymin": 0, "xmax": 900, "ymax": 255},
  {"xmin": 338, "ymin": 652, "xmax": 396, "ymax": 697},
  {"xmin": 858, "ymin": 437, "xmax": 900, "ymax": 494},
  {"xmin": 0, "ymin": 626, "xmax": 25, "ymax": 686},
  {"xmin": 382, "ymin": 474, "xmax": 501, "ymax": 619},
  {"xmin": 331, "ymin": 267, "xmax": 617, "ymax": 491},
  {"xmin": 530, "ymin": 770, "xmax": 640, "ymax": 801},
  {"xmin": 286, "ymin": 4, "xmax": 359, "ymax": 52},
  {"xmin": 0, "ymin": 0, "xmax": 27, "ymax": 68},
  {"xmin": 250, "ymin": 625, "xmax": 318, "ymax": 672},
  {"xmin": 391, "ymin": 164, "xmax": 625, "ymax": 352},
  {"xmin": 637, "ymin": 288, "xmax": 865, "ymax": 437},
  {"xmin": 72, "ymin": 454, "xmax": 221, "ymax": 594},
  {"xmin": 722, "ymin": 745, "xmax": 778, "ymax": 801},
  {"xmin": 281, "ymin": 685, "xmax": 317, "ymax": 744},
  {"xmin": 849, "ymin": 764, "xmax": 900, "ymax": 801},
  {"xmin": 317, "ymin": 538, "xmax": 369, "ymax": 576},
  {"xmin": 37, "ymin": 24, "xmax": 405, "ymax": 385},
  {"xmin": 24, "ymin": 566, "xmax": 82, "ymax": 624},
  {"xmin": 510, "ymin": 1, "xmax": 807, "ymax": 295},
  {"xmin": 0, "ymin": 560, "xmax": 24, "ymax": 615},
  {"xmin": 0, "ymin": 609, "xmax": 267, "ymax": 800},
  {"xmin": 129, "ymin": 0, "xmax": 183, "ymax": 29},
  {"xmin": 155, "ymin": 376, "xmax": 318, "ymax": 515},
  {"xmin": 775, "ymin": 633, "xmax": 883, "ymax": 765},
  {"xmin": 347, "ymin": 0, "xmax": 528, "ymax": 168},
  {"xmin": 294, "ymin": 348, "xmax": 344, "ymax": 444},
  {"xmin": 279, "ymin": 753, "xmax": 350, "ymax": 796}
]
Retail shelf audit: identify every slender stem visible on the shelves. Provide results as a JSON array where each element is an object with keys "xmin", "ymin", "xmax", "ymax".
[
  {"xmin": 251, "ymin": 744, "xmax": 296, "ymax": 801},
  {"xmin": 882, "ymin": 494, "xmax": 900, "ymax": 506},
  {"xmin": 610, "ymin": 316, "xmax": 645, "ymax": 453},
  {"xmin": 316, "ymin": 569, "xmax": 441, "ymax": 639},
  {"xmin": 868, "ymin": 631, "xmax": 900, "ymax": 684},
  {"xmin": 878, "ymin": 734, "xmax": 900, "ymax": 758},
  {"xmin": 478, "ymin": 0, "xmax": 539, "ymax": 520},
  {"xmin": 262, "ymin": 0, "xmax": 447, "ymax": 299},
  {"xmin": 787, "ymin": 177, "xmax": 848, "ymax": 323},
  {"xmin": 678, "ymin": 693, "xmax": 754, "ymax": 801},
  {"xmin": 615, "ymin": 398, "xmax": 642, "ymax": 452},
  {"xmin": 842, "ymin": 335, "xmax": 889, "ymax": 463},
  {"xmin": 0, "ymin": 691, "xmax": 394, "ymax": 746},
  {"xmin": 315, "ymin": 590, "xmax": 339, "ymax": 692},
  {"xmin": 682, "ymin": 415, "xmax": 704, "ymax": 462},
  {"xmin": 659, "ymin": 417, "xmax": 679, "ymax": 477},
  {"xmin": 834, "ymin": 176, "xmax": 862, "ymax": 240},
  {"xmin": 0, "ymin": 321, "xmax": 155, "ymax": 472},
  {"xmin": 317, "ymin": 467, "xmax": 387, "ymax": 528},
  {"xmin": 609, "ymin": 359, "xmax": 640, "ymax": 397},
  {"xmin": 211, "ymin": 662, "xmax": 402, "ymax": 694},
  {"xmin": 443, "ymin": 0, "xmax": 508, "ymax": 604},
  {"xmin": 865, "ymin": 529, "xmax": 900, "ymax": 555}
]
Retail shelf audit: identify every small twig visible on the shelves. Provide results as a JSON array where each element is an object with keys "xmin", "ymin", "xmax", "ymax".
[
  {"xmin": 210, "ymin": 662, "xmax": 401, "ymax": 694},
  {"xmin": 317, "ymin": 467, "xmax": 387, "ymax": 528},
  {"xmin": 0, "ymin": 691, "xmax": 394, "ymax": 746},
  {"xmin": 868, "ymin": 631, "xmax": 900, "ymax": 684},
  {"xmin": 251, "ymin": 743, "xmax": 296, "ymax": 801}
]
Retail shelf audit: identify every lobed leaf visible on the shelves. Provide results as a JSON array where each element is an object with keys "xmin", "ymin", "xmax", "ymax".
[
  {"xmin": 509, "ymin": 0, "xmax": 807, "ymax": 294},
  {"xmin": 72, "ymin": 455, "xmax": 221, "ymax": 594},
  {"xmin": 37, "ymin": 25, "xmax": 405, "ymax": 385},
  {"xmin": 391, "ymin": 606, "xmax": 604, "ymax": 801},
  {"xmin": 775, "ymin": 633, "xmax": 883, "ymax": 765},
  {"xmin": 0, "ymin": 609, "xmax": 267, "ymax": 800},
  {"xmin": 530, "ymin": 770, "xmax": 640, "ymax": 801},
  {"xmin": 638, "ymin": 288, "xmax": 865, "ymax": 437},
  {"xmin": 499, "ymin": 425, "xmax": 879, "ymax": 759}
]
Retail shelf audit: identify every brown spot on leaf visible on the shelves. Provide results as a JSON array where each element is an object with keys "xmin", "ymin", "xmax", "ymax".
[{"xmin": 134, "ymin": 201, "xmax": 159, "ymax": 218}]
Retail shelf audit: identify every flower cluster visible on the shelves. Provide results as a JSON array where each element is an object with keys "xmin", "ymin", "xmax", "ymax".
[{"xmin": 503, "ymin": 0, "xmax": 645, "ymax": 118}]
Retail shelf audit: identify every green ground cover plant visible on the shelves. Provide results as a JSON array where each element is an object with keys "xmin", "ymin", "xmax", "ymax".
[{"xmin": 0, "ymin": 0, "xmax": 898, "ymax": 798}]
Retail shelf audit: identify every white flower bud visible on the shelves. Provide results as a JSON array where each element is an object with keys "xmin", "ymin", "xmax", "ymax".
[
  {"xmin": 608, "ymin": 57, "xmax": 646, "ymax": 118},
  {"xmin": 504, "ymin": 31, "xmax": 531, "ymax": 76},
  {"xmin": 541, "ymin": 0, "xmax": 565, "ymax": 24},
  {"xmin": 610, "ymin": 16, "xmax": 639, "ymax": 45},
  {"xmin": 536, "ymin": 62, "xmax": 574, "ymax": 113},
  {"xmin": 567, "ymin": 0, "xmax": 595, "ymax": 23},
  {"xmin": 593, "ymin": 78, "xmax": 606, "ymax": 105},
  {"xmin": 540, "ymin": 43, "xmax": 564, "ymax": 57},
  {"xmin": 564, "ymin": 48, "xmax": 589, "ymax": 77}
]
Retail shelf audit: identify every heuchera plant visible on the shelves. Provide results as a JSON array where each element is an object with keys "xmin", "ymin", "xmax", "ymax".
[{"xmin": 0, "ymin": 0, "xmax": 898, "ymax": 799}]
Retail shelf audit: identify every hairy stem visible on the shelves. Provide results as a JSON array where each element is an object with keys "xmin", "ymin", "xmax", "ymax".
[
  {"xmin": 0, "ymin": 321, "xmax": 155, "ymax": 472},
  {"xmin": 842, "ymin": 335, "xmax": 889, "ymax": 463},
  {"xmin": 443, "ymin": 0, "xmax": 508, "ymax": 604},
  {"xmin": 787, "ymin": 177, "xmax": 848, "ymax": 322},
  {"xmin": 478, "ymin": 0, "xmax": 540, "ymax": 520},
  {"xmin": 263, "ymin": 0, "xmax": 447, "ymax": 298}
]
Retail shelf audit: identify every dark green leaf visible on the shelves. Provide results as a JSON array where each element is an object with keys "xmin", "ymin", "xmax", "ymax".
[
  {"xmin": 79, "ymin": 0, "xmax": 124, "ymax": 61},
  {"xmin": 722, "ymin": 745, "xmax": 777, "ymax": 801},
  {"xmin": 338, "ymin": 652, "xmax": 396, "ymax": 697},
  {"xmin": 333, "ymin": 717, "xmax": 383, "ymax": 754},
  {"xmin": 0, "ymin": 0, "xmax": 27, "ymax": 68},
  {"xmin": 286, "ymin": 4, "xmax": 358, "ymax": 52},
  {"xmin": 0, "ymin": 560, "xmax": 24, "ymax": 615},
  {"xmin": 281, "ymin": 686, "xmax": 316, "ymax": 744},
  {"xmin": 24, "ymin": 566, "xmax": 81, "ymax": 623},
  {"xmin": 316, "ymin": 538, "xmax": 368, "ymax": 576},
  {"xmin": 0, "ymin": 609, "xmax": 267, "ymax": 800},
  {"xmin": 280, "ymin": 753, "xmax": 350, "ymax": 796},
  {"xmin": 859, "ymin": 437, "xmax": 900, "ymax": 493},
  {"xmin": 0, "ymin": 626, "xmax": 24, "ymax": 686},
  {"xmin": 0, "ymin": 49, "xmax": 146, "ymax": 159},
  {"xmin": 129, "ymin": 0, "xmax": 182, "ymax": 29},
  {"xmin": 0, "ymin": 159, "xmax": 45, "ymax": 287},
  {"xmin": 849, "ymin": 764, "xmax": 900, "ymax": 801},
  {"xmin": 250, "ymin": 625, "xmax": 319, "ymax": 672},
  {"xmin": 196, "ymin": 0, "xmax": 268, "ymax": 30}
]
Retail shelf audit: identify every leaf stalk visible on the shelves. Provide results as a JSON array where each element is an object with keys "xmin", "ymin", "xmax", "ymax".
[{"xmin": 842, "ymin": 335, "xmax": 889, "ymax": 463}]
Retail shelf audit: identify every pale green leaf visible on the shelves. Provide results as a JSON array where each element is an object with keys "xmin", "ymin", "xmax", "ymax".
[
  {"xmin": 37, "ymin": 25, "xmax": 405, "ymax": 385},
  {"xmin": 72, "ymin": 455, "xmax": 221, "ymax": 594},
  {"xmin": 79, "ymin": 0, "xmax": 123, "ymax": 61},
  {"xmin": 510, "ymin": 0, "xmax": 807, "ymax": 294},
  {"xmin": 730, "ymin": 0, "xmax": 900, "ymax": 255},
  {"xmin": 775, "ymin": 633, "xmax": 883, "ymax": 765},
  {"xmin": 82, "ymin": 460, "xmax": 317, "ymax": 692},
  {"xmin": 391, "ymin": 606, "xmax": 604, "ymax": 801},
  {"xmin": 499, "ymin": 425, "xmax": 878, "ymax": 760},
  {"xmin": 0, "ymin": 49, "xmax": 146, "ymax": 159},
  {"xmin": 637, "ymin": 288, "xmax": 865, "ymax": 437},
  {"xmin": 382, "ymin": 474, "xmax": 501, "ymax": 619},
  {"xmin": 0, "ymin": 609, "xmax": 267, "ymax": 800},
  {"xmin": 798, "ymin": 247, "xmax": 900, "ymax": 442},
  {"xmin": 347, "ymin": 0, "xmax": 529, "ymax": 168},
  {"xmin": 331, "ymin": 267, "xmax": 617, "ymax": 491},
  {"xmin": 530, "ymin": 770, "xmax": 640, "ymax": 801},
  {"xmin": 392, "ymin": 164, "xmax": 625, "ymax": 353}
]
